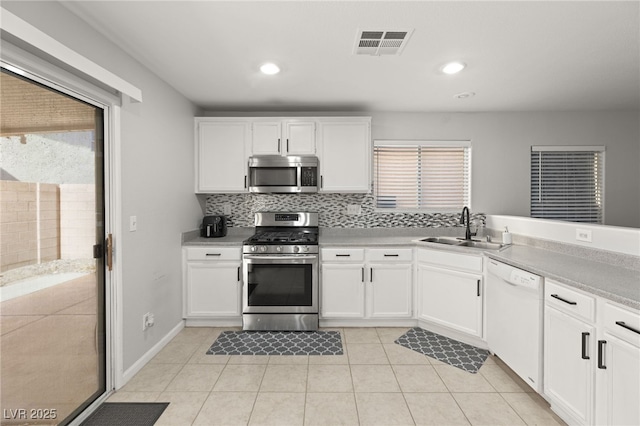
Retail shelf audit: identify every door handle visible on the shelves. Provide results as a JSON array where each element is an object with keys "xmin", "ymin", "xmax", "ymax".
[
  {"xmin": 581, "ymin": 332, "xmax": 590, "ymax": 360},
  {"xmin": 106, "ymin": 234, "xmax": 113, "ymax": 271},
  {"xmin": 616, "ymin": 321, "xmax": 640, "ymax": 335},
  {"xmin": 597, "ymin": 340, "xmax": 607, "ymax": 369},
  {"xmin": 551, "ymin": 294, "xmax": 577, "ymax": 305}
]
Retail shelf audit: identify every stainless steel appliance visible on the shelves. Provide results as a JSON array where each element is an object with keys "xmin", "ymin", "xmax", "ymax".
[
  {"xmin": 247, "ymin": 155, "xmax": 319, "ymax": 193},
  {"xmin": 242, "ymin": 212, "xmax": 319, "ymax": 330},
  {"xmin": 201, "ymin": 215, "xmax": 227, "ymax": 238}
]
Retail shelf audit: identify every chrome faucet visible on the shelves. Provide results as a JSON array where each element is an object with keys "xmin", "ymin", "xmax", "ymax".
[{"xmin": 460, "ymin": 206, "xmax": 473, "ymax": 240}]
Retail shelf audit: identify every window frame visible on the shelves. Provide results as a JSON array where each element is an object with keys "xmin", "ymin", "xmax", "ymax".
[
  {"xmin": 530, "ymin": 145, "xmax": 606, "ymax": 224},
  {"xmin": 373, "ymin": 140, "xmax": 472, "ymax": 213}
]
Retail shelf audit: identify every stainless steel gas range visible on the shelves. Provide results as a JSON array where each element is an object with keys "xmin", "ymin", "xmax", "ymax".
[{"xmin": 242, "ymin": 212, "xmax": 319, "ymax": 331}]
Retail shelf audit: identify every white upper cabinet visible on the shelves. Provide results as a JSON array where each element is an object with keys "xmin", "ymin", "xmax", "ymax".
[
  {"xmin": 317, "ymin": 118, "xmax": 371, "ymax": 193},
  {"xmin": 195, "ymin": 116, "xmax": 371, "ymax": 193},
  {"xmin": 195, "ymin": 118, "xmax": 249, "ymax": 193},
  {"xmin": 250, "ymin": 119, "xmax": 316, "ymax": 156}
]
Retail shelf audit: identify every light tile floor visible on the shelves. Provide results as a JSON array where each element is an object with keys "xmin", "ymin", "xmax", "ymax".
[{"xmin": 109, "ymin": 327, "xmax": 567, "ymax": 426}]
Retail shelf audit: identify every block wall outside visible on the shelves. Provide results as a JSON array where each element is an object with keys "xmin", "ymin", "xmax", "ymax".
[
  {"xmin": 60, "ymin": 184, "xmax": 95, "ymax": 259},
  {"xmin": 0, "ymin": 181, "xmax": 60, "ymax": 272}
]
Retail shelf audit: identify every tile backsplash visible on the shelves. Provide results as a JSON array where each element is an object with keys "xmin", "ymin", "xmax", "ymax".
[{"xmin": 204, "ymin": 193, "xmax": 485, "ymax": 229}]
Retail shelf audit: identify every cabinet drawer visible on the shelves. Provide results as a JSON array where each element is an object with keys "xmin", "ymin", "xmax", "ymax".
[
  {"xmin": 185, "ymin": 247, "xmax": 241, "ymax": 261},
  {"xmin": 417, "ymin": 248, "xmax": 482, "ymax": 274},
  {"xmin": 603, "ymin": 302, "xmax": 640, "ymax": 347},
  {"xmin": 368, "ymin": 248, "xmax": 412, "ymax": 262},
  {"xmin": 322, "ymin": 248, "xmax": 365, "ymax": 262},
  {"xmin": 545, "ymin": 279, "xmax": 595, "ymax": 323}
]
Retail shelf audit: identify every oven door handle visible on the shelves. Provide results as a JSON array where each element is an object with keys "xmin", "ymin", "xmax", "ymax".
[{"xmin": 243, "ymin": 255, "xmax": 318, "ymax": 261}]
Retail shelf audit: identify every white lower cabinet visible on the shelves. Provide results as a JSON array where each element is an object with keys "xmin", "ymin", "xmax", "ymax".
[
  {"xmin": 596, "ymin": 301, "xmax": 640, "ymax": 426},
  {"xmin": 544, "ymin": 303, "xmax": 595, "ymax": 425},
  {"xmin": 320, "ymin": 247, "xmax": 412, "ymax": 320},
  {"xmin": 416, "ymin": 248, "xmax": 483, "ymax": 338},
  {"xmin": 544, "ymin": 279, "xmax": 640, "ymax": 426},
  {"xmin": 183, "ymin": 247, "xmax": 242, "ymax": 319}
]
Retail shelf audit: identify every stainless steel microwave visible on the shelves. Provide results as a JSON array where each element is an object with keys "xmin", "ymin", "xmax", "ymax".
[{"xmin": 248, "ymin": 155, "xmax": 319, "ymax": 193}]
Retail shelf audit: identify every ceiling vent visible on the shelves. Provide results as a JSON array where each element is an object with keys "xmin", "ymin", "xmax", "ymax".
[{"xmin": 354, "ymin": 29, "xmax": 414, "ymax": 56}]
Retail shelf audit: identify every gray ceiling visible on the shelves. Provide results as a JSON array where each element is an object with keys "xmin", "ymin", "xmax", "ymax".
[{"xmin": 61, "ymin": 1, "xmax": 640, "ymax": 113}]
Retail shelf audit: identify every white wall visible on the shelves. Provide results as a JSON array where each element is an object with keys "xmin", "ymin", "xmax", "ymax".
[
  {"xmin": 3, "ymin": 2, "xmax": 202, "ymax": 372},
  {"xmin": 371, "ymin": 111, "xmax": 640, "ymax": 228}
]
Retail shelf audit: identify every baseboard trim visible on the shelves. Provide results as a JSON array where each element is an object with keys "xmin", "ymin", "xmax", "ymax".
[{"xmin": 118, "ymin": 320, "xmax": 185, "ymax": 389}]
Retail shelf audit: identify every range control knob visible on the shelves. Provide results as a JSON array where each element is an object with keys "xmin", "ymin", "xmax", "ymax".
[
  {"xmin": 293, "ymin": 246, "xmax": 300, "ymax": 253},
  {"xmin": 259, "ymin": 246, "xmax": 267, "ymax": 253},
  {"xmin": 276, "ymin": 245, "xmax": 283, "ymax": 252}
]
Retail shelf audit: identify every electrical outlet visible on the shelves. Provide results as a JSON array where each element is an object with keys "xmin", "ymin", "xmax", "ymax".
[
  {"xmin": 347, "ymin": 205, "xmax": 361, "ymax": 215},
  {"xmin": 576, "ymin": 228, "xmax": 592, "ymax": 243},
  {"xmin": 223, "ymin": 204, "xmax": 232, "ymax": 216}
]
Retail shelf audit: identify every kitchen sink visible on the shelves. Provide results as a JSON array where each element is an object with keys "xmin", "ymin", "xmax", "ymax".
[
  {"xmin": 419, "ymin": 237, "xmax": 510, "ymax": 251},
  {"xmin": 457, "ymin": 240, "xmax": 508, "ymax": 250},
  {"xmin": 420, "ymin": 237, "xmax": 462, "ymax": 245}
]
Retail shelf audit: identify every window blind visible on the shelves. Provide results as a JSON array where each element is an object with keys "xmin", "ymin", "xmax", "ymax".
[
  {"xmin": 531, "ymin": 146, "xmax": 604, "ymax": 223},
  {"xmin": 373, "ymin": 142, "xmax": 470, "ymax": 211}
]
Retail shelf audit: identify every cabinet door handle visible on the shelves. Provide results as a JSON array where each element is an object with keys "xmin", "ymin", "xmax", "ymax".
[
  {"xmin": 597, "ymin": 340, "xmax": 607, "ymax": 369},
  {"xmin": 237, "ymin": 266, "xmax": 241, "ymax": 282},
  {"xmin": 361, "ymin": 267, "xmax": 364, "ymax": 283},
  {"xmin": 335, "ymin": 254, "xmax": 351, "ymax": 257},
  {"xmin": 244, "ymin": 175, "xmax": 247, "ymax": 188},
  {"xmin": 370, "ymin": 267, "xmax": 373, "ymax": 282},
  {"xmin": 383, "ymin": 254, "xmax": 399, "ymax": 257},
  {"xmin": 286, "ymin": 138, "xmax": 289, "ymax": 152},
  {"xmin": 206, "ymin": 253, "xmax": 222, "ymax": 257},
  {"xmin": 477, "ymin": 280, "xmax": 481, "ymax": 297},
  {"xmin": 581, "ymin": 332, "xmax": 590, "ymax": 360},
  {"xmin": 616, "ymin": 321, "xmax": 640, "ymax": 335},
  {"xmin": 551, "ymin": 294, "xmax": 577, "ymax": 305},
  {"xmin": 320, "ymin": 175, "xmax": 324, "ymax": 189},
  {"xmin": 277, "ymin": 138, "xmax": 281, "ymax": 153}
]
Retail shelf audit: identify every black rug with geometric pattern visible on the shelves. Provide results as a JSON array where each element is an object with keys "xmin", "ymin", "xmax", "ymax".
[
  {"xmin": 395, "ymin": 327, "xmax": 488, "ymax": 373},
  {"xmin": 206, "ymin": 330, "xmax": 343, "ymax": 356}
]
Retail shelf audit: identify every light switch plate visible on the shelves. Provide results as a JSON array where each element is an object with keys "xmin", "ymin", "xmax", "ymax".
[{"xmin": 129, "ymin": 215, "xmax": 137, "ymax": 232}]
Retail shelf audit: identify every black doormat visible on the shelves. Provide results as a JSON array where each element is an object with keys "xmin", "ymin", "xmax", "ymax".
[
  {"xmin": 206, "ymin": 330, "xmax": 343, "ymax": 355},
  {"xmin": 395, "ymin": 327, "xmax": 489, "ymax": 373},
  {"xmin": 80, "ymin": 402, "xmax": 169, "ymax": 426}
]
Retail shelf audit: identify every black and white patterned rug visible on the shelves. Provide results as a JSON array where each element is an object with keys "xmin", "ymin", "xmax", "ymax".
[
  {"xmin": 395, "ymin": 327, "xmax": 488, "ymax": 373},
  {"xmin": 206, "ymin": 330, "xmax": 343, "ymax": 356}
]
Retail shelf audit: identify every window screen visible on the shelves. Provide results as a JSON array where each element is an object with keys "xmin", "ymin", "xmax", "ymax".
[
  {"xmin": 531, "ymin": 146, "xmax": 605, "ymax": 223},
  {"xmin": 373, "ymin": 141, "xmax": 471, "ymax": 212}
]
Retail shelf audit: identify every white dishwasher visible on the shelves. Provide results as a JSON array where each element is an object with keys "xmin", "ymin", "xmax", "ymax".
[{"xmin": 486, "ymin": 258, "xmax": 543, "ymax": 393}]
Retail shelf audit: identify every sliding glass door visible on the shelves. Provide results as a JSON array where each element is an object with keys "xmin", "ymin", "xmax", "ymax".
[{"xmin": 0, "ymin": 67, "xmax": 107, "ymax": 425}]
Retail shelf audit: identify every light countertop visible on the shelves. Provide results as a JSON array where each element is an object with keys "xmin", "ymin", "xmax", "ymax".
[{"xmin": 182, "ymin": 227, "xmax": 640, "ymax": 310}]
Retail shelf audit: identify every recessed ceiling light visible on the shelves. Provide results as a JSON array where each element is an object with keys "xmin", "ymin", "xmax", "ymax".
[
  {"xmin": 454, "ymin": 92, "xmax": 476, "ymax": 99},
  {"xmin": 260, "ymin": 63, "xmax": 280, "ymax": 75},
  {"xmin": 442, "ymin": 61, "xmax": 466, "ymax": 74}
]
